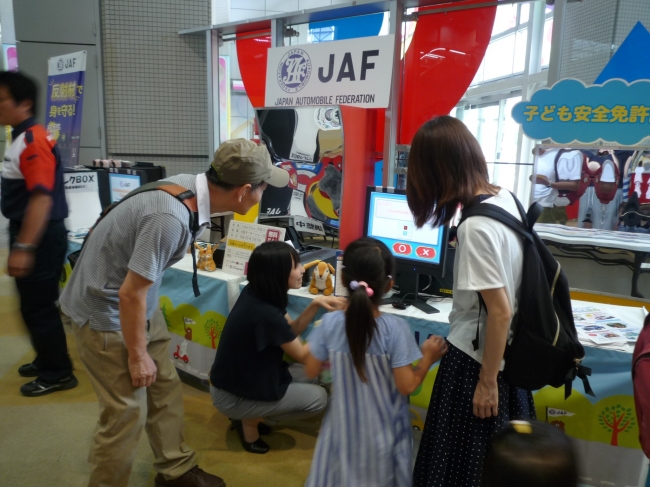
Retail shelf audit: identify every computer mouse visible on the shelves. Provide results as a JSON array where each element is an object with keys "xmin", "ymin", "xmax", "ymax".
[{"xmin": 391, "ymin": 302, "xmax": 408, "ymax": 310}]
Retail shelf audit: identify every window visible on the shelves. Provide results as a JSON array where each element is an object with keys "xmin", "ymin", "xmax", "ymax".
[
  {"xmin": 455, "ymin": 96, "xmax": 523, "ymax": 193},
  {"xmin": 471, "ymin": 2, "xmax": 546, "ymax": 85},
  {"xmin": 492, "ymin": 4, "xmax": 519, "ymax": 36},
  {"xmin": 309, "ymin": 26, "xmax": 335, "ymax": 43},
  {"xmin": 541, "ymin": 17, "xmax": 554, "ymax": 67}
]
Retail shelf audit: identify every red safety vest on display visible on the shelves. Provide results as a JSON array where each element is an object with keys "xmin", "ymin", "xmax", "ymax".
[
  {"xmin": 592, "ymin": 159, "xmax": 620, "ymax": 205},
  {"xmin": 554, "ymin": 150, "xmax": 620, "ymax": 205},
  {"xmin": 554, "ymin": 149, "xmax": 591, "ymax": 205}
]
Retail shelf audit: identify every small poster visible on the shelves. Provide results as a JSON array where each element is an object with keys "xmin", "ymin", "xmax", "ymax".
[
  {"xmin": 222, "ymin": 221, "xmax": 286, "ymax": 276},
  {"xmin": 44, "ymin": 51, "xmax": 87, "ymax": 167}
]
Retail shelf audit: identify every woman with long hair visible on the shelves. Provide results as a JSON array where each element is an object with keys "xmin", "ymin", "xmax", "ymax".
[
  {"xmin": 408, "ymin": 116, "xmax": 535, "ymax": 486},
  {"xmin": 210, "ymin": 241, "xmax": 344, "ymax": 454},
  {"xmin": 303, "ymin": 237, "xmax": 447, "ymax": 487}
]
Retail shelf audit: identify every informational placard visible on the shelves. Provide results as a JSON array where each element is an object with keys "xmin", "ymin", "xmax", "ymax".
[
  {"xmin": 45, "ymin": 51, "xmax": 87, "ymax": 167},
  {"xmin": 512, "ymin": 78, "xmax": 650, "ymax": 145},
  {"xmin": 222, "ymin": 221, "xmax": 286, "ymax": 276},
  {"xmin": 265, "ymin": 35, "xmax": 395, "ymax": 109},
  {"xmin": 63, "ymin": 171, "xmax": 102, "ymax": 231},
  {"xmin": 334, "ymin": 250, "xmax": 348, "ymax": 297},
  {"xmin": 108, "ymin": 172, "xmax": 140, "ymax": 203},
  {"xmin": 292, "ymin": 215, "xmax": 325, "ymax": 235}
]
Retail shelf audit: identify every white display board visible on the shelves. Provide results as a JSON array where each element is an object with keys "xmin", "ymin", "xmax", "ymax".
[
  {"xmin": 265, "ymin": 35, "xmax": 395, "ymax": 109},
  {"xmin": 63, "ymin": 171, "xmax": 102, "ymax": 231}
]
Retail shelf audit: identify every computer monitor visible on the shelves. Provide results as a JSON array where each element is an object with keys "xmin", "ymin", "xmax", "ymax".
[
  {"xmin": 108, "ymin": 172, "xmax": 141, "ymax": 203},
  {"xmin": 363, "ymin": 186, "xmax": 450, "ymax": 313}
]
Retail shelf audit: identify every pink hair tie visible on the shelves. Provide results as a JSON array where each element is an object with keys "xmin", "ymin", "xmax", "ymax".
[{"xmin": 350, "ymin": 280, "xmax": 374, "ymax": 297}]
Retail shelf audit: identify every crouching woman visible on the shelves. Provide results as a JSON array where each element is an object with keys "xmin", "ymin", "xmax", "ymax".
[{"xmin": 210, "ymin": 241, "xmax": 344, "ymax": 454}]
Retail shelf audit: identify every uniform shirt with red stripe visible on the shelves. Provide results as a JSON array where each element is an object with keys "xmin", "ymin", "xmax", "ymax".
[{"xmin": 1, "ymin": 118, "xmax": 68, "ymax": 222}]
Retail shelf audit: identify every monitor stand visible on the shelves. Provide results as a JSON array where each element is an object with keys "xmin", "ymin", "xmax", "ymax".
[
  {"xmin": 381, "ymin": 294, "xmax": 440, "ymax": 314},
  {"xmin": 381, "ymin": 273, "xmax": 440, "ymax": 314}
]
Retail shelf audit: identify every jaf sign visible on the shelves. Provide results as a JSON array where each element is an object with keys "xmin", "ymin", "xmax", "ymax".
[
  {"xmin": 45, "ymin": 50, "xmax": 87, "ymax": 167},
  {"xmin": 512, "ymin": 78, "xmax": 650, "ymax": 146},
  {"xmin": 265, "ymin": 35, "xmax": 395, "ymax": 109}
]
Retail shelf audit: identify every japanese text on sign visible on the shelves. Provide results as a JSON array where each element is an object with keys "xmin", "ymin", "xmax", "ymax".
[
  {"xmin": 522, "ymin": 104, "xmax": 650, "ymax": 124},
  {"xmin": 222, "ymin": 221, "xmax": 287, "ymax": 277},
  {"xmin": 50, "ymin": 82, "xmax": 83, "ymax": 101}
]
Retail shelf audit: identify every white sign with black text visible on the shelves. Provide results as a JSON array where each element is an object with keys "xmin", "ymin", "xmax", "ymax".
[
  {"xmin": 292, "ymin": 215, "xmax": 325, "ymax": 235},
  {"xmin": 265, "ymin": 35, "xmax": 395, "ymax": 109},
  {"xmin": 63, "ymin": 171, "xmax": 102, "ymax": 231}
]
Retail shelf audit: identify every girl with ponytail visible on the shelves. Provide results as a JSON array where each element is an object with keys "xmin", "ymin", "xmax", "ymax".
[{"xmin": 303, "ymin": 237, "xmax": 447, "ymax": 487}]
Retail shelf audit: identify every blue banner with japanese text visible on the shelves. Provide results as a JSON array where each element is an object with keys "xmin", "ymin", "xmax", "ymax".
[
  {"xmin": 44, "ymin": 51, "xmax": 87, "ymax": 167},
  {"xmin": 512, "ymin": 78, "xmax": 650, "ymax": 146}
]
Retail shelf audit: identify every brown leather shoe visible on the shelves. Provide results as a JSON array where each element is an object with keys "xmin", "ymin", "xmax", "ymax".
[{"xmin": 154, "ymin": 466, "xmax": 226, "ymax": 487}]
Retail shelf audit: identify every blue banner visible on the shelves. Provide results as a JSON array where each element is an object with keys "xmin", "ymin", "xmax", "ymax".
[
  {"xmin": 512, "ymin": 78, "xmax": 650, "ymax": 146},
  {"xmin": 45, "ymin": 51, "xmax": 87, "ymax": 167}
]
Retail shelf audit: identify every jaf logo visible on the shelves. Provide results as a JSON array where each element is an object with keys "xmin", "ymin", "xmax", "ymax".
[
  {"xmin": 57, "ymin": 59, "xmax": 65, "ymax": 71},
  {"xmin": 277, "ymin": 48, "xmax": 312, "ymax": 93}
]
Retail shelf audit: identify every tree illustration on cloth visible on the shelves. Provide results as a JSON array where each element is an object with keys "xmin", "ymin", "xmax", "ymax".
[
  {"xmin": 204, "ymin": 318, "xmax": 222, "ymax": 349},
  {"xmin": 599, "ymin": 405, "xmax": 636, "ymax": 446}
]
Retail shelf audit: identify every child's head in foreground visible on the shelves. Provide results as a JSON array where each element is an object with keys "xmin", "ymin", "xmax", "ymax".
[{"xmin": 483, "ymin": 420, "xmax": 578, "ymax": 487}]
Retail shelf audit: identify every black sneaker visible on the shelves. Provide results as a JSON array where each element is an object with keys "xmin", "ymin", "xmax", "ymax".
[
  {"xmin": 20, "ymin": 374, "xmax": 79, "ymax": 397},
  {"xmin": 18, "ymin": 362, "xmax": 39, "ymax": 377}
]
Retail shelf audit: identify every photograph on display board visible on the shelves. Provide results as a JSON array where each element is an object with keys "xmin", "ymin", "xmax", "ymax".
[{"xmin": 256, "ymin": 107, "xmax": 343, "ymax": 228}]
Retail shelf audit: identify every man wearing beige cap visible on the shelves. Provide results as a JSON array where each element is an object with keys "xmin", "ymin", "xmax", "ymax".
[{"xmin": 60, "ymin": 139, "xmax": 289, "ymax": 487}]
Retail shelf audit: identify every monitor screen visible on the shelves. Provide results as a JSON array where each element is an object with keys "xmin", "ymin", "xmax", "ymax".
[
  {"xmin": 109, "ymin": 173, "xmax": 140, "ymax": 203},
  {"xmin": 365, "ymin": 188, "xmax": 445, "ymax": 267}
]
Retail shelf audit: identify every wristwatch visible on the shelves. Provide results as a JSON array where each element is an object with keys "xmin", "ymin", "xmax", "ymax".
[{"xmin": 12, "ymin": 242, "xmax": 37, "ymax": 252}]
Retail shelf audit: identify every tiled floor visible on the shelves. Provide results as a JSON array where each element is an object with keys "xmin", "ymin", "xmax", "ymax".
[{"xmin": 0, "ymin": 247, "xmax": 321, "ymax": 487}]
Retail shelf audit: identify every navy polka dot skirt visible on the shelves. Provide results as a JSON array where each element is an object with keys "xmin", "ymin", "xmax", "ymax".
[{"xmin": 413, "ymin": 343, "xmax": 535, "ymax": 487}]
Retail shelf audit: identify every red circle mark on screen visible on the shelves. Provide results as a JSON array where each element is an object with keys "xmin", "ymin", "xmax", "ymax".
[{"xmin": 393, "ymin": 243, "xmax": 412, "ymax": 255}]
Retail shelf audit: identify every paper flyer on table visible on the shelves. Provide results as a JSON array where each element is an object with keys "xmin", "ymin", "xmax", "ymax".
[
  {"xmin": 222, "ymin": 221, "xmax": 286, "ymax": 276},
  {"xmin": 573, "ymin": 305, "xmax": 641, "ymax": 344}
]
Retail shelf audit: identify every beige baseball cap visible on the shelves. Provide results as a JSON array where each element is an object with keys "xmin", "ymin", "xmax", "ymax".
[{"xmin": 210, "ymin": 139, "xmax": 289, "ymax": 188}]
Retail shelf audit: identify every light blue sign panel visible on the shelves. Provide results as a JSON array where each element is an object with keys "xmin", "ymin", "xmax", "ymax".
[{"xmin": 511, "ymin": 78, "xmax": 650, "ymax": 145}]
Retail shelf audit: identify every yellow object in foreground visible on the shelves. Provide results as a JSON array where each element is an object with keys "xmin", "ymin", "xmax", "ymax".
[{"xmin": 234, "ymin": 203, "xmax": 259, "ymax": 223}]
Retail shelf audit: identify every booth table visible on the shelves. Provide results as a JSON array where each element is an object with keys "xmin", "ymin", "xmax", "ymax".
[
  {"xmin": 535, "ymin": 223, "xmax": 650, "ymax": 299},
  {"xmin": 286, "ymin": 286, "xmax": 648, "ymax": 487},
  {"xmin": 157, "ymin": 256, "xmax": 246, "ymax": 381}
]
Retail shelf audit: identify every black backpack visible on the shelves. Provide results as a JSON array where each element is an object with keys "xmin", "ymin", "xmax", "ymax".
[{"xmin": 458, "ymin": 192, "xmax": 593, "ymax": 399}]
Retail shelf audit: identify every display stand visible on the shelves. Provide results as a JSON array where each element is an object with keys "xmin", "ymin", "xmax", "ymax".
[{"xmin": 381, "ymin": 272, "xmax": 440, "ymax": 314}]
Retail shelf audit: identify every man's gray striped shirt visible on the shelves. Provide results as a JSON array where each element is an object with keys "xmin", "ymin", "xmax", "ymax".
[{"xmin": 60, "ymin": 174, "xmax": 198, "ymax": 331}]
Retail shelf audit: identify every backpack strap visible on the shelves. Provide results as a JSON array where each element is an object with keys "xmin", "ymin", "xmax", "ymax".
[
  {"xmin": 154, "ymin": 185, "xmax": 201, "ymax": 297},
  {"xmin": 71, "ymin": 181, "xmax": 202, "ymax": 297},
  {"xmin": 459, "ymin": 192, "xmax": 540, "ymax": 351}
]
